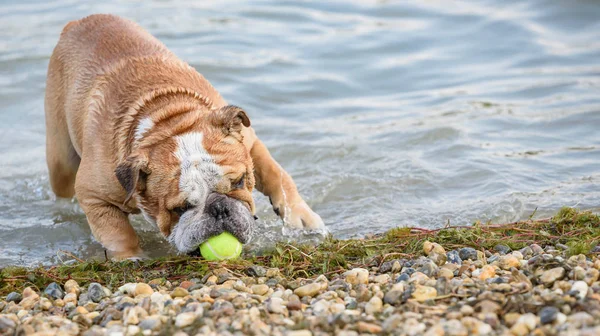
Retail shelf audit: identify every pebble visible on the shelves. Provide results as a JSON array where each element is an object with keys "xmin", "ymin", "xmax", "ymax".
[
  {"xmin": 171, "ymin": 287, "xmax": 189, "ymax": 298},
  {"xmin": 570, "ymin": 280, "xmax": 589, "ymax": 300},
  {"xmin": 294, "ymin": 283, "xmax": 323, "ymax": 297},
  {"xmin": 364, "ymin": 296, "xmax": 383, "ymax": 315},
  {"xmin": 539, "ymin": 306, "xmax": 559, "ymax": 324},
  {"xmin": 459, "ymin": 247, "xmax": 478, "ymax": 261},
  {"xmin": 540, "ymin": 267, "xmax": 565, "ymax": 285},
  {"xmin": 44, "ymin": 282, "xmax": 65, "ymax": 300},
  {"xmin": 6, "ymin": 292, "xmax": 22, "ymax": 303},
  {"xmin": 64, "ymin": 280, "xmax": 81, "ymax": 295},
  {"xmin": 175, "ymin": 312, "xmax": 197, "ymax": 328},
  {"xmin": 344, "ymin": 268, "xmax": 369, "ymax": 285},
  {"xmin": 494, "ymin": 244, "xmax": 512, "ymax": 255},
  {"xmin": 412, "ymin": 285, "xmax": 437, "ymax": 301},
  {"xmin": 252, "ymin": 284, "xmax": 270, "ymax": 296},
  {"xmin": 447, "ymin": 250, "xmax": 462, "ymax": 265},
  {"xmin": 87, "ymin": 283, "xmax": 105, "ymax": 303},
  {"xmin": 134, "ymin": 283, "xmax": 154, "ymax": 297},
  {"xmin": 2, "ymin": 240, "xmax": 600, "ymax": 335}
]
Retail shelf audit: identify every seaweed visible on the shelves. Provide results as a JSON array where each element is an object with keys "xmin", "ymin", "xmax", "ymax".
[{"xmin": 1, "ymin": 207, "xmax": 598, "ymax": 296}]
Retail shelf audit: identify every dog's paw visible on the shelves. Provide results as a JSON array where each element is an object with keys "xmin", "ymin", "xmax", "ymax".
[
  {"xmin": 284, "ymin": 201, "xmax": 325, "ymax": 229},
  {"xmin": 108, "ymin": 248, "xmax": 148, "ymax": 262}
]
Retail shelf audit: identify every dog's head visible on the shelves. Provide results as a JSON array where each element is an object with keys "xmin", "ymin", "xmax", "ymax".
[{"xmin": 115, "ymin": 105, "xmax": 256, "ymax": 254}]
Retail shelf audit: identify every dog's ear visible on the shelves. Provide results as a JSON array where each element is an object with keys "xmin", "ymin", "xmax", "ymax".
[
  {"xmin": 210, "ymin": 105, "xmax": 251, "ymax": 134},
  {"xmin": 115, "ymin": 153, "xmax": 151, "ymax": 205}
]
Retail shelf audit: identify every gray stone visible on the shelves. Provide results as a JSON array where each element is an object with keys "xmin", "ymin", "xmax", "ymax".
[
  {"xmin": 139, "ymin": 317, "xmax": 162, "ymax": 331},
  {"xmin": 383, "ymin": 290, "xmax": 403, "ymax": 306},
  {"xmin": 44, "ymin": 282, "xmax": 65, "ymax": 300},
  {"xmin": 344, "ymin": 296, "xmax": 358, "ymax": 309},
  {"xmin": 246, "ymin": 265, "xmax": 267, "ymax": 277},
  {"xmin": 5, "ymin": 292, "xmax": 22, "ymax": 303},
  {"xmin": 0, "ymin": 316, "xmax": 16, "ymax": 334},
  {"xmin": 494, "ymin": 244, "xmax": 511, "ymax": 255},
  {"xmin": 539, "ymin": 306, "xmax": 559, "ymax": 325},
  {"xmin": 88, "ymin": 283, "xmax": 105, "ymax": 303},
  {"xmin": 396, "ymin": 273, "xmax": 410, "ymax": 283},
  {"xmin": 447, "ymin": 250, "xmax": 462, "ymax": 265},
  {"xmin": 459, "ymin": 247, "xmax": 478, "ymax": 261}
]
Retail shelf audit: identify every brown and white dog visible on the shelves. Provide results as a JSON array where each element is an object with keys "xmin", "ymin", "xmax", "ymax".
[{"xmin": 45, "ymin": 14, "xmax": 324, "ymax": 260}]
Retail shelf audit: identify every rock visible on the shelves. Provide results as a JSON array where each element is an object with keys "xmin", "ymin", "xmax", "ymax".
[
  {"xmin": 396, "ymin": 273, "xmax": 410, "ymax": 282},
  {"xmin": 5, "ymin": 292, "xmax": 22, "ymax": 303},
  {"xmin": 540, "ymin": 267, "xmax": 565, "ymax": 286},
  {"xmin": 510, "ymin": 322, "xmax": 529, "ymax": 336},
  {"xmin": 373, "ymin": 274, "xmax": 390, "ymax": 284},
  {"xmin": 423, "ymin": 241, "xmax": 446, "ymax": 256},
  {"xmin": 175, "ymin": 312, "xmax": 197, "ymax": 328},
  {"xmin": 171, "ymin": 287, "xmax": 189, "ymax": 298},
  {"xmin": 64, "ymin": 279, "xmax": 80, "ymax": 295},
  {"xmin": 287, "ymin": 331, "xmax": 313, "ymax": 336},
  {"xmin": 478, "ymin": 265, "xmax": 496, "ymax": 281},
  {"xmin": 88, "ymin": 283, "xmax": 105, "ymax": 303},
  {"xmin": 570, "ymin": 281, "xmax": 589, "ymax": 300},
  {"xmin": 0, "ymin": 316, "xmax": 16, "ymax": 334},
  {"xmin": 498, "ymin": 256, "xmax": 520, "ymax": 270},
  {"xmin": 134, "ymin": 283, "xmax": 154, "ymax": 297},
  {"xmin": 344, "ymin": 268, "xmax": 369, "ymax": 285},
  {"xmin": 447, "ymin": 250, "xmax": 462, "ymax": 265},
  {"xmin": 344, "ymin": 297, "xmax": 358, "ymax": 309},
  {"xmin": 357, "ymin": 321, "xmax": 382, "ymax": 333},
  {"xmin": 266, "ymin": 297, "xmax": 285, "ymax": 314},
  {"xmin": 539, "ymin": 306, "xmax": 559, "ymax": 325},
  {"xmin": 584, "ymin": 268, "xmax": 599, "ymax": 285},
  {"xmin": 139, "ymin": 317, "xmax": 162, "ymax": 331},
  {"xmin": 364, "ymin": 296, "xmax": 383, "ymax": 315},
  {"xmin": 246, "ymin": 265, "xmax": 267, "ymax": 277},
  {"xmin": 44, "ymin": 282, "xmax": 65, "ymax": 300},
  {"xmin": 412, "ymin": 285, "xmax": 437, "ymax": 301},
  {"xmin": 428, "ymin": 252, "xmax": 447, "ymax": 267},
  {"xmin": 383, "ymin": 290, "xmax": 403, "ymax": 306},
  {"xmin": 294, "ymin": 283, "xmax": 323, "ymax": 297},
  {"xmin": 568, "ymin": 312, "xmax": 594, "ymax": 328},
  {"xmin": 494, "ymin": 244, "xmax": 511, "ymax": 255},
  {"xmin": 251, "ymin": 284, "xmax": 270, "ymax": 296},
  {"xmin": 516, "ymin": 313, "xmax": 538, "ymax": 331},
  {"xmin": 459, "ymin": 247, "xmax": 478, "ymax": 261},
  {"xmin": 438, "ymin": 268, "xmax": 454, "ymax": 279},
  {"xmin": 530, "ymin": 244, "xmax": 544, "ymax": 255},
  {"xmin": 287, "ymin": 299, "xmax": 302, "ymax": 311}
]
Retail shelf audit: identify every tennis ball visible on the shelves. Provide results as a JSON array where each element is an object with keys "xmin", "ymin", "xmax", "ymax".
[{"xmin": 199, "ymin": 232, "xmax": 242, "ymax": 261}]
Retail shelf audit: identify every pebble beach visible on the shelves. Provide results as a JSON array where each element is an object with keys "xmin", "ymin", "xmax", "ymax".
[{"xmin": 2, "ymin": 209, "xmax": 600, "ymax": 336}]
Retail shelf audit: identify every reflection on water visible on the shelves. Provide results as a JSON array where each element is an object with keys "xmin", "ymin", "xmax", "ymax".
[{"xmin": 1, "ymin": 0, "xmax": 599, "ymax": 266}]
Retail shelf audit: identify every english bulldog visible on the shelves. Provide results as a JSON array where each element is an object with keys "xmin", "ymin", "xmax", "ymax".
[{"xmin": 45, "ymin": 14, "xmax": 324, "ymax": 260}]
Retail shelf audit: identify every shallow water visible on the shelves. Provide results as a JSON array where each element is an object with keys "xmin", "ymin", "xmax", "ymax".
[{"xmin": 1, "ymin": 0, "xmax": 599, "ymax": 266}]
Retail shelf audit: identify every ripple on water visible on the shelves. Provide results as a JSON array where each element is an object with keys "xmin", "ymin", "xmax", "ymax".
[{"xmin": 0, "ymin": 0, "xmax": 599, "ymax": 265}]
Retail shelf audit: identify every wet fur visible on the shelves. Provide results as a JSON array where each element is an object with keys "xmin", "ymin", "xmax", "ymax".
[{"xmin": 45, "ymin": 14, "xmax": 324, "ymax": 260}]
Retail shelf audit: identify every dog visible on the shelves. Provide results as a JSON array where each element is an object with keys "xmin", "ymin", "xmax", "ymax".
[{"xmin": 45, "ymin": 14, "xmax": 324, "ymax": 260}]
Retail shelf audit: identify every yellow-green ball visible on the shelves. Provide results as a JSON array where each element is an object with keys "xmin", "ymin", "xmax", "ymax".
[{"xmin": 199, "ymin": 232, "xmax": 242, "ymax": 261}]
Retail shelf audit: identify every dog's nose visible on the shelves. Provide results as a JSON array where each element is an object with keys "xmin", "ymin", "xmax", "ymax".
[{"xmin": 209, "ymin": 199, "xmax": 230, "ymax": 219}]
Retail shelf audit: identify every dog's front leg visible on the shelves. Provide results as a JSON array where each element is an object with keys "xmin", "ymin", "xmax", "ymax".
[
  {"xmin": 76, "ymin": 194, "xmax": 144, "ymax": 260},
  {"xmin": 244, "ymin": 128, "xmax": 324, "ymax": 229}
]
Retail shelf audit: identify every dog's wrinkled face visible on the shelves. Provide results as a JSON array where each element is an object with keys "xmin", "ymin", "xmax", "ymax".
[{"xmin": 116, "ymin": 106, "xmax": 256, "ymax": 254}]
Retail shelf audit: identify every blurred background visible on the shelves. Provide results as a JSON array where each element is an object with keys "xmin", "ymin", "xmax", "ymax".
[{"xmin": 0, "ymin": 0, "xmax": 599, "ymax": 266}]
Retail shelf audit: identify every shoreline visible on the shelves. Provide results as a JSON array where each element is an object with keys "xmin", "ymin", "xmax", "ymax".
[{"xmin": 1, "ymin": 207, "xmax": 600, "ymax": 335}]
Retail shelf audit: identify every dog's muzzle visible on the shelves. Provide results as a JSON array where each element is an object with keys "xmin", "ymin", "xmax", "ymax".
[{"xmin": 168, "ymin": 193, "xmax": 255, "ymax": 254}]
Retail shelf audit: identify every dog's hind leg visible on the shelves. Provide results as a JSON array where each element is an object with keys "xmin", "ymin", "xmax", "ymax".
[{"xmin": 44, "ymin": 52, "xmax": 80, "ymax": 198}]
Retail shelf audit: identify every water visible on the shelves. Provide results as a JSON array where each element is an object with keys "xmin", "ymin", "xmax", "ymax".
[{"xmin": 1, "ymin": 0, "xmax": 599, "ymax": 266}]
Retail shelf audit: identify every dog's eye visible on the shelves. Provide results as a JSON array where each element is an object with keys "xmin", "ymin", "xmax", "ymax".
[
  {"xmin": 232, "ymin": 174, "xmax": 245, "ymax": 190},
  {"xmin": 173, "ymin": 202, "xmax": 192, "ymax": 216}
]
